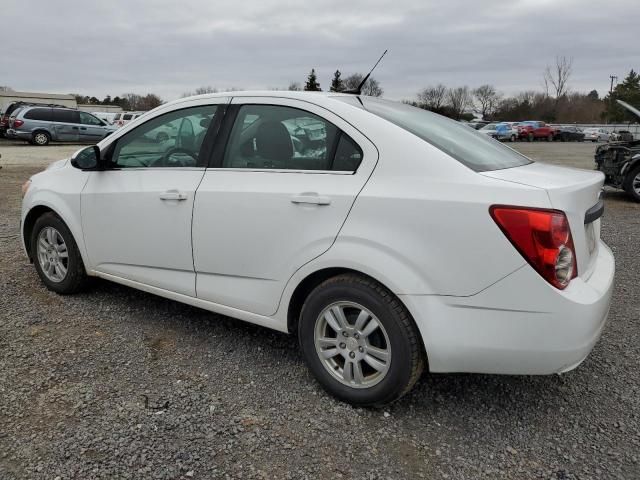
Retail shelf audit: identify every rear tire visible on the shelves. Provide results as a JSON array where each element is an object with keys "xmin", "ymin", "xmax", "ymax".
[
  {"xmin": 298, "ymin": 274, "xmax": 425, "ymax": 406},
  {"xmin": 623, "ymin": 165, "xmax": 640, "ymax": 202},
  {"xmin": 32, "ymin": 131, "xmax": 50, "ymax": 146},
  {"xmin": 30, "ymin": 212, "xmax": 88, "ymax": 294}
]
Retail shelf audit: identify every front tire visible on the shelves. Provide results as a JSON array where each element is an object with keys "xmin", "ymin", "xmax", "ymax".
[
  {"xmin": 30, "ymin": 212, "xmax": 88, "ymax": 294},
  {"xmin": 298, "ymin": 274, "xmax": 424, "ymax": 406},
  {"xmin": 623, "ymin": 165, "xmax": 640, "ymax": 202}
]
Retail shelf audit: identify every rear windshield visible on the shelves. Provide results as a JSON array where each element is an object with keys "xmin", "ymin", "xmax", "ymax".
[{"xmin": 336, "ymin": 97, "xmax": 531, "ymax": 171}]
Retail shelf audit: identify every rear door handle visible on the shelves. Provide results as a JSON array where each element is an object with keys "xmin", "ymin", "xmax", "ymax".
[
  {"xmin": 290, "ymin": 193, "xmax": 331, "ymax": 205},
  {"xmin": 159, "ymin": 191, "xmax": 188, "ymax": 201}
]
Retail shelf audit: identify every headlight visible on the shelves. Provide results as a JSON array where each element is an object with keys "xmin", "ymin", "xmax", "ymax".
[{"xmin": 21, "ymin": 179, "xmax": 32, "ymax": 197}]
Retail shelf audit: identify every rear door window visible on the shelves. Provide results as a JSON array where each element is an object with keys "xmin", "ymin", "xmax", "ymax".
[
  {"xmin": 222, "ymin": 104, "xmax": 362, "ymax": 172},
  {"xmin": 52, "ymin": 109, "xmax": 80, "ymax": 124}
]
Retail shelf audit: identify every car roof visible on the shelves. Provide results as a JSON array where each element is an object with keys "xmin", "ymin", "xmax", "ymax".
[{"xmin": 164, "ymin": 90, "xmax": 355, "ymax": 109}]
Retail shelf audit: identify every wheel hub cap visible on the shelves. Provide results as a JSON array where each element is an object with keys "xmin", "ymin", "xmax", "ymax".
[
  {"xmin": 314, "ymin": 302, "xmax": 391, "ymax": 389},
  {"xmin": 36, "ymin": 226, "xmax": 69, "ymax": 283}
]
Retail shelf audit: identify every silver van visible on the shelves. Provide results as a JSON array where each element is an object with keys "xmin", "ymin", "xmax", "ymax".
[{"xmin": 7, "ymin": 106, "xmax": 117, "ymax": 145}]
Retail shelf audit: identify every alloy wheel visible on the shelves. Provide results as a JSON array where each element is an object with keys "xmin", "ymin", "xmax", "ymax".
[
  {"xmin": 37, "ymin": 227, "xmax": 69, "ymax": 282},
  {"xmin": 34, "ymin": 133, "xmax": 48, "ymax": 145},
  {"xmin": 314, "ymin": 301, "xmax": 391, "ymax": 389}
]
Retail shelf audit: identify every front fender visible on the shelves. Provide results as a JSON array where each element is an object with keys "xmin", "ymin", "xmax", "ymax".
[{"xmin": 22, "ymin": 168, "xmax": 91, "ymax": 272}]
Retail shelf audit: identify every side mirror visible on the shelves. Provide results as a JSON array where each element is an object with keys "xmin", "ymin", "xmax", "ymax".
[{"xmin": 70, "ymin": 145, "xmax": 101, "ymax": 170}]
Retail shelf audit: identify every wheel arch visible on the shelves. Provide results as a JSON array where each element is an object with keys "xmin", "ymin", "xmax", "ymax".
[
  {"xmin": 286, "ymin": 266, "xmax": 430, "ymax": 370},
  {"xmin": 286, "ymin": 268, "xmax": 421, "ymax": 340},
  {"xmin": 22, "ymin": 202, "xmax": 89, "ymax": 272},
  {"xmin": 23, "ymin": 205, "xmax": 57, "ymax": 261},
  {"xmin": 31, "ymin": 128, "xmax": 52, "ymax": 141}
]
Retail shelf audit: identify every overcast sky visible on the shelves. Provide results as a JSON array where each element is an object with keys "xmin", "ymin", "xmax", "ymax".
[{"xmin": 2, "ymin": 0, "xmax": 638, "ymax": 102}]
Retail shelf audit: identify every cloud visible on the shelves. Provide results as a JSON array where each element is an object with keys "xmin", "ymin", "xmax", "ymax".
[{"xmin": 2, "ymin": 0, "xmax": 638, "ymax": 101}]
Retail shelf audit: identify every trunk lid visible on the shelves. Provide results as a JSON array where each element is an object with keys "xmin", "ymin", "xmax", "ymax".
[{"xmin": 482, "ymin": 162, "xmax": 604, "ymax": 279}]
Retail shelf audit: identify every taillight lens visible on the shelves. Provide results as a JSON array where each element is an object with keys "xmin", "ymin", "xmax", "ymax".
[
  {"xmin": 13, "ymin": 119, "xmax": 24, "ymax": 128},
  {"xmin": 490, "ymin": 206, "xmax": 577, "ymax": 289}
]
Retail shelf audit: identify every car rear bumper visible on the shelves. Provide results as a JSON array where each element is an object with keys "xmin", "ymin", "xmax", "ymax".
[
  {"xmin": 401, "ymin": 240, "xmax": 615, "ymax": 375},
  {"xmin": 6, "ymin": 129, "xmax": 31, "ymax": 140}
]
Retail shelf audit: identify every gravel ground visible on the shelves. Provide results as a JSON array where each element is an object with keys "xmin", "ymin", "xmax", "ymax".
[{"xmin": 1, "ymin": 141, "xmax": 638, "ymax": 479}]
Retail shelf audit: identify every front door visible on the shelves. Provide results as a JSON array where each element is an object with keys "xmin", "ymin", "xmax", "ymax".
[
  {"xmin": 192, "ymin": 98, "xmax": 377, "ymax": 315},
  {"xmin": 81, "ymin": 101, "xmax": 226, "ymax": 296},
  {"xmin": 78, "ymin": 111, "xmax": 109, "ymax": 142}
]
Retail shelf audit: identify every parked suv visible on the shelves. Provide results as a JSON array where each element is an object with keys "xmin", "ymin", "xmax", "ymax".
[
  {"xmin": 6, "ymin": 106, "xmax": 117, "ymax": 145},
  {"xmin": 517, "ymin": 121, "xmax": 557, "ymax": 142}
]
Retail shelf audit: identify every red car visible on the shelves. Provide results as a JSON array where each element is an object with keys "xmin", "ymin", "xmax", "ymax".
[{"xmin": 517, "ymin": 121, "xmax": 557, "ymax": 142}]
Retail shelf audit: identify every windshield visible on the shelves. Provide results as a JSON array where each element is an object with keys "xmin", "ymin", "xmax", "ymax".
[{"xmin": 335, "ymin": 96, "xmax": 531, "ymax": 172}]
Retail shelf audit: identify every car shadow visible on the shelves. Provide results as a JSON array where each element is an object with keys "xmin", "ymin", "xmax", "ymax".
[{"xmin": 77, "ymin": 277, "xmax": 585, "ymax": 420}]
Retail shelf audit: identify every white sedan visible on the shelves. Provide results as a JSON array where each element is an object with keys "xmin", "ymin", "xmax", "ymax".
[
  {"xmin": 21, "ymin": 91, "xmax": 614, "ymax": 406},
  {"xmin": 584, "ymin": 128, "xmax": 611, "ymax": 142}
]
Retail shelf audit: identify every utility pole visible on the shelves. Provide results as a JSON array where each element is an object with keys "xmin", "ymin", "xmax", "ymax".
[{"xmin": 609, "ymin": 75, "xmax": 618, "ymax": 94}]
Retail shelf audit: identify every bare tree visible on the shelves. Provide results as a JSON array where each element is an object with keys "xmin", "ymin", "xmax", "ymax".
[
  {"xmin": 447, "ymin": 86, "xmax": 472, "ymax": 119},
  {"xmin": 0, "ymin": 86, "xmax": 13, "ymax": 92},
  {"xmin": 544, "ymin": 56, "xmax": 573, "ymax": 99},
  {"xmin": 287, "ymin": 81, "xmax": 301, "ymax": 91},
  {"xmin": 472, "ymin": 84, "xmax": 501, "ymax": 119},
  {"xmin": 417, "ymin": 84, "xmax": 447, "ymax": 110},
  {"xmin": 343, "ymin": 73, "xmax": 383, "ymax": 97}
]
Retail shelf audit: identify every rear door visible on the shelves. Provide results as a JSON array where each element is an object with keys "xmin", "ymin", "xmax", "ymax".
[
  {"xmin": 192, "ymin": 97, "xmax": 377, "ymax": 316},
  {"xmin": 52, "ymin": 109, "xmax": 80, "ymax": 141}
]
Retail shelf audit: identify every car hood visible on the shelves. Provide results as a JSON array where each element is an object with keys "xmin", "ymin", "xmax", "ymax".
[
  {"xmin": 45, "ymin": 158, "xmax": 69, "ymax": 171},
  {"xmin": 617, "ymin": 99, "xmax": 640, "ymax": 120}
]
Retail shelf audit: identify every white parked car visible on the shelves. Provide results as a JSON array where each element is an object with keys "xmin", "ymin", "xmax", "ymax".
[
  {"xmin": 112, "ymin": 111, "xmax": 144, "ymax": 128},
  {"xmin": 21, "ymin": 92, "xmax": 614, "ymax": 406},
  {"xmin": 583, "ymin": 128, "xmax": 610, "ymax": 142}
]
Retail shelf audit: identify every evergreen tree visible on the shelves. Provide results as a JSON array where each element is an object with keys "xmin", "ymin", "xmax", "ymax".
[
  {"xmin": 304, "ymin": 69, "xmax": 321, "ymax": 91},
  {"xmin": 604, "ymin": 70, "xmax": 640, "ymax": 122},
  {"xmin": 330, "ymin": 70, "xmax": 344, "ymax": 92}
]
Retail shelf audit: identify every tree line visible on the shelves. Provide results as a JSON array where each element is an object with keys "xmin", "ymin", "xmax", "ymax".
[
  {"xmin": 406, "ymin": 58, "xmax": 640, "ymax": 124},
  {"xmin": 72, "ymin": 93, "xmax": 163, "ymax": 111}
]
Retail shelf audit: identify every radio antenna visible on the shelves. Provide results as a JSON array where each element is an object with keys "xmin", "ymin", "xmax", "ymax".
[{"xmin": 343, "ymin": 49, "xmax": 388, "ymax": 95}]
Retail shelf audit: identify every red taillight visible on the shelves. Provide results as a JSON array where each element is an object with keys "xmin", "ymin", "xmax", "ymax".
[
  {"xmin": 13, "ymin": 119, "xmax": 24, "ymax": 128},
  {"xmin": 490, "ymin": 206, "xmax": 577, "ymax": 289}
]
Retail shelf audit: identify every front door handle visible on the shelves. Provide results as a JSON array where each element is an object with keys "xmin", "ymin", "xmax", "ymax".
[
  {"xmin": 290, "ymin": 193, "xmax": 331, "ymax": 205},
  {"xmin": 80, "ymin": 127, "xmax": 87, "ymax": 130},
  {"xmin": 159, "ymin": 191, "xmax": 188, "ymax": 201}
]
